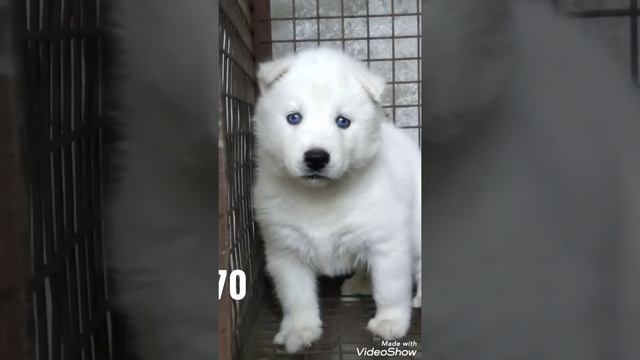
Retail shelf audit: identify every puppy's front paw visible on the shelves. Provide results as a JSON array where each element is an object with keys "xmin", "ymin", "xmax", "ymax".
[
  {"xmin": 367, "ymin": 314, "xmax": 410, "ymax": 340},
  {"xmin": 274, "ymin": 315, "xmax": 322, "ymax": 353}
]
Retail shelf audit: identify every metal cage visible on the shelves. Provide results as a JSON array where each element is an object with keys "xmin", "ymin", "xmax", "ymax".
[
  {"xmin": 218, "ymin": 0, "xmax": 263, "ymax": 359},
  {"xmin": 218, "ymin": 0, "xmax": 424, "ymax": 359}
]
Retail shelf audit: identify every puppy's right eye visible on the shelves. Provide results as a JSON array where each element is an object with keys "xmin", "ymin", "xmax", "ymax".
[{"xmin": 286, "ymin": 112, "xmax": 303, "ymax": 125}]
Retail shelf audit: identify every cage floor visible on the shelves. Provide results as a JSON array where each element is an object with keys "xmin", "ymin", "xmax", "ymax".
[{"xmin": 241, "ymin": 278, "xmax": 422, "ymax": 360}]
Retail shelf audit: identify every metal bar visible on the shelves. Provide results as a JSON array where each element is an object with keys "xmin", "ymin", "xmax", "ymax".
[
  {"xmin": 417, "ymin": 0, "xmax": 422, "ymax": 146},
  {"xmin": 292, "ymin": 0, "xmax": 297, "ymax": 52},
  {"xmin": 391, "ymin": 0, "xmax": 396, "ymax": 124},
  {"xmin": 262, "ymin": 33, "xmax": 421, "ymax": 43},
  {"xmin": 382, "ymin": 103, "xmax": 420, "ymax": 108},
  {"xmin": 315, "ymin": 0, "xmax": 320, "ymax": 47},
  {"xmin": 365, "ymin": 0, "xmax": 370, "ymax": 71},
  {"xmin": 263, "ymin": 12, "xmax": 422, "ymax": 21},
  {"xmin": 341, "ymin": 0, "xmax": 345, "ymax": 50}
]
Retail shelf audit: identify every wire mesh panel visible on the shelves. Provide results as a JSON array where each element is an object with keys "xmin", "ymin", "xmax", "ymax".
[
  {"xmin": 219, "ymin": 0, "xmax": 262, "ymax": 358},
  {"xmin": 259, "ymin": 0, "xmax": 423, "ymax": 147},
  {"xmin": 16, "ymin": 0, "xmax": 113, "ymax": 359}
]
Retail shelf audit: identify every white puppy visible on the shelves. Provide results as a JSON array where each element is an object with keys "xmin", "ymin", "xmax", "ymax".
[{"xmin": 252, "ymin": 48, "xmax": 422, "ymax": 353}]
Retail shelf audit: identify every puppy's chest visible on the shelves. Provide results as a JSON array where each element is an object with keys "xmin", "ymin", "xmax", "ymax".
[
  {"xmin": 272, "ymin": 223, "xmax": 368, "ymax": 276},
  {"xmin": 259, "ymin": 189, "xmax": 380, "ymax": 275}
]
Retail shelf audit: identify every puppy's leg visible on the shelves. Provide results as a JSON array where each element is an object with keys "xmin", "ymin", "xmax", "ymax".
[
  {"xmin": 266, "ymin": 252, "xmax": 322, "ymax": 353},
  {"xmin": 367, "ymin": 241, "xmax": 412, "ymax": 339}
]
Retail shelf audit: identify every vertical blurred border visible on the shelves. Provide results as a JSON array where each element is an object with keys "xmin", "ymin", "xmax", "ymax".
[{"xmin": 0, "ymin": 0, "xmax": 30, "ymax": 359}]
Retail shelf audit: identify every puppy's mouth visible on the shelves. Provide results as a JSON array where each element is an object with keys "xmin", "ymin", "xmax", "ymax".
[{"xmin": 302, "ymin": 174, "xmax": 330, "ymax": 181}]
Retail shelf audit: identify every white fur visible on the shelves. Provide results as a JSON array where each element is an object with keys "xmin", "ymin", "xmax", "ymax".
[{"xmin": 252, "ymin": 48, "xmax": 422, "ymax": 353}]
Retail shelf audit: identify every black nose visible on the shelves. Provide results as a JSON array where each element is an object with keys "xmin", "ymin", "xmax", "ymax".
[{"xmin": 304, "ymin": 149, "xmax": 330, "ymax": 171}]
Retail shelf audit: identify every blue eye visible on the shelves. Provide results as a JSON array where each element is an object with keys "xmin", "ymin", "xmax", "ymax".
[
  {"xmin": 336, "ymin": 116, "xmax": 351, "ymax": 129},
  {"xmin": 286, "ymin": 112, "xmax": 303, "ymax": 125}
]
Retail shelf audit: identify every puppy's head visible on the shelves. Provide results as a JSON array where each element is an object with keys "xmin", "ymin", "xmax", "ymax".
[{"xmin": 253, "ymin": 48, "xmax": 387, "ymax": 187}]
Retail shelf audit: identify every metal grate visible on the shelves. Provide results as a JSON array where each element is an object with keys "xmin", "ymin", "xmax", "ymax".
[
  {"xmin": 257, "ymin": 0, "xmax": 423, "ymax": 147},
  {"xmin": 219, "ymin": 0, "xmax": 263, "ymax": 359},
  {"xmin": 17, "ymin": 0, "xmax": 113, "ymax": 359}
]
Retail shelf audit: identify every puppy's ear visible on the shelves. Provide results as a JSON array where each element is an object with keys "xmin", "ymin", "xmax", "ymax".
[
  {"xmin": 353, "ymin": 65, "xmax": 387, "ymax": 104},
  {"xmin": 257, "ymin": 56, "xmax": 294, "ymax": 93}
]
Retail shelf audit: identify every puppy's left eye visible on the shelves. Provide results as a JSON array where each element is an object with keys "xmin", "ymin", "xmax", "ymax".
[{"xmin": 335, "ymin": 116, "xmax": 351, "ymax": 129}]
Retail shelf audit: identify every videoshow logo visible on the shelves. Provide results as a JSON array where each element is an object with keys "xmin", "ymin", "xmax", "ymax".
[{"xmin": 356, "ymin": 339, "xmax": 419, "ymax": 358}]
